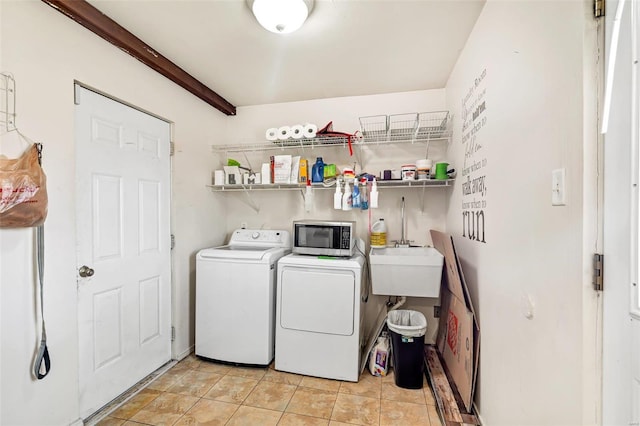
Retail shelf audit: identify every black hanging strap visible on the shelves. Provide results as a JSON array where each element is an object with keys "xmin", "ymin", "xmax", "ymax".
[
  {"xmin": 33, "ymin": 225, "xmax": 50, "ymax": 379},
  {"xmin": 33, "ymin": 144, "xmax": 50, "ymax": 379}
]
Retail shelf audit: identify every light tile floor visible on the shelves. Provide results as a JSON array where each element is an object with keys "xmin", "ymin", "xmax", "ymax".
[{"xmin": 97, "ymin": 354, "xmax": 442, "ymax": 426}]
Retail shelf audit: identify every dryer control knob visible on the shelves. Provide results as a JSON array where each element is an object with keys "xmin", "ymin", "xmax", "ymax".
[{"xmin": 252, "ymin": 232, "xmax": 260, "ymax": 239}]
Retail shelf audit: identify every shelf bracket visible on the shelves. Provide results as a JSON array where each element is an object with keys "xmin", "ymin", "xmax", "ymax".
[
  {"xmin": 419, "ymin": 183, "xmax": 427, "ymax": 214},
  {"xmin": 354, "ymin": 144, "xmax": 363, "ymax": 171},
  {"xmin": 240, "ymin": 185, "xmax": 260, "ymax": 213}
]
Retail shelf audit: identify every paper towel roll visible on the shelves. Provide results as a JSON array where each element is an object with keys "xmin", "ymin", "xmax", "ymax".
[
  {"xmin": 266, "ymin": 128, "xmax": 278, "ymax": 141},
  {"xmin": 278, "ymin": 126, "xmax": 291, "ymax": 140},
  {"xmin": 303, "ymin": 123, "xmax": 317, "ymax": 138},
  {"xmin": 291, "ymin": 124, "xmax": 305, "ymax": 139}
]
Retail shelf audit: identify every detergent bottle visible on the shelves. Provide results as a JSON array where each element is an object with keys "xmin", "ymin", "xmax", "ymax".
[
  {"xmin": 368, "ymin": 333, "xmax": 390, "ymax": 377},
  {"xmin": 370, "ymin": 218, "xmax": 387, "ymax": 248},
  {"xmin": 311, "ymin": 157, "xmax": 325, "ymax": 183}
]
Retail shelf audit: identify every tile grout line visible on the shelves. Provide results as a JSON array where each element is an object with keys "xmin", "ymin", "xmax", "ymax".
[{"xmin": 102, "ymin": 356, "xmax": 438, "ymax": 426}]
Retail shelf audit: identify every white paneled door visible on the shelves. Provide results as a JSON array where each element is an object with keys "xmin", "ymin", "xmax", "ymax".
[{"xmin": 75, "ymin": 86, "xmax": 171, "ymax": 418}]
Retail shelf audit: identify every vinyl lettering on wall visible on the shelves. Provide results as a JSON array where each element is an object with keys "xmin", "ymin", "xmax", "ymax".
[{"xmin": 460, "ymin": 68, "xmax": 487, "ymax": 243}]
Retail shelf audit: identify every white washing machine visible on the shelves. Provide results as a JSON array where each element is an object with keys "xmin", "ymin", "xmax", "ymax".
[
  {"xmin": 196, "ymin": 229, "xmax": 290, "ymax": 366},
  {"xmin": 275, "ymin": 251, "xmax": 365, "ymax": 382}
]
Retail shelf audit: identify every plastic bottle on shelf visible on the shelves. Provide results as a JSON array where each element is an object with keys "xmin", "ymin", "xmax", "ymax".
[
  {"xmin": 360, "ymin": 178, "xmax": 369, "ymax": 210},
  {"xmin": 334, "ymin": 178, "xmax": 342, "ymax": 210},
  {"xmin": 370, "ymin": 178, "xmax": 379, "ymax": 208},
  {"xmin": 311, "ymin": 157, "xmax": 325, "ymax": 183},
  {"xmin": 342, "ymin": 180, "xmax": 353, "ymax": 211},
  {"xmin": 370, "ymin": 218, "xmax": 387, "ymax": 248},
  {"xmin": 304, "ymin": 179, "xmax": 313, "ymax": 213},
  {"xmin": 352, "ymin": 180, "xmax": 361, "ymax": 209}
]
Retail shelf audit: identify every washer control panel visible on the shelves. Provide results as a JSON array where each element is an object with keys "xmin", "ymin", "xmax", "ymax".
[{"xmin": 229, "ymin": 229, "xmax": 291, "ymax": 248}]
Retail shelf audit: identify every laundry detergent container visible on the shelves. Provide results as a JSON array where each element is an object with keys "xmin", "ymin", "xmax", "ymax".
[
  {"xmin": 370, "ymin": 247, "xmax": 444, "ymax": 297},
  {"xmin": 387, "ymin": 310, "xmax": 427, "ymax": 389}
]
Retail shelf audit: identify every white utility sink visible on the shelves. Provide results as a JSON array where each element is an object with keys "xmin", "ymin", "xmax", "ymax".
[{"xmin": 369, "ymin": 247, "xmax": 444, "ymax": 298}]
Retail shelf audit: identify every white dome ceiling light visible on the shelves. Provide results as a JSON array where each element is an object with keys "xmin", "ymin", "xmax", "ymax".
[{"xmin": 249, "ymin": 0, "xmax": 314, "ymax": 34}]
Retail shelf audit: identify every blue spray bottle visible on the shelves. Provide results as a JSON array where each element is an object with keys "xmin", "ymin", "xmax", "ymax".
[
  {"xmin": 352, "ymin": 179, "xmax": 361, "ymax": 208},
  {"xmin": 360, "ymin": 178, "xmax": 369, "ymax": 210}
]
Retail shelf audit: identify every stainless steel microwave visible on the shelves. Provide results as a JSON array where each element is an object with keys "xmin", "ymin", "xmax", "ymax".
[{"xmin": 292, "ymin": 220, "xmax": 356, "ymax": 257}]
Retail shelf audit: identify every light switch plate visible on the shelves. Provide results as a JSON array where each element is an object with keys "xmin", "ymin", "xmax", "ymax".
[{"xmin": 552, "ymin": 168, "xmax": 566, "ymax": 206}]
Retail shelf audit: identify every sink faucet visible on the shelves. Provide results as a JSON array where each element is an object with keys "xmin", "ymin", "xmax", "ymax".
[{"xmin": 396, "ymin": 196, "xmax": 410, "ymax": 248}]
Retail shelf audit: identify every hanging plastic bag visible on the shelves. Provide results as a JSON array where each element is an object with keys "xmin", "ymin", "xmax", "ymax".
[{"xmin": 0, "ymin": 143, "xmax": 47, "ymax": 228}]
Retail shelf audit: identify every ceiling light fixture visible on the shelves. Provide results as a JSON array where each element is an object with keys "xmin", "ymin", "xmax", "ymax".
[{"xmin": 249, "ymin": 0, "xmax": 314, "ymax": 34}]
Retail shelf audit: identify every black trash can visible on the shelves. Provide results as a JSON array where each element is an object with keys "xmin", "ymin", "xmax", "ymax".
[{"xmin": 387, "ymin": 310, "xmax": 427, "ymax": 389}]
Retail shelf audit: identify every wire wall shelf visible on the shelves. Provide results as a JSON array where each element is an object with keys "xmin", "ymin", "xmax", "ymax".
[
  {"xmin": 210, "ymin": 111, "xmax": 451, "ymax": 154},
  {"xmin": 206, "ymin": 178, "xmax": 454, "ymax": 192},
  {"xmin": 211, "ymin": 135, "xmax": 355, "ymax": 154}
]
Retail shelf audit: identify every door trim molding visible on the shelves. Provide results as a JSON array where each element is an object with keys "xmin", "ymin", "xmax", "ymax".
[{"xmin": 74, "ymin": 81, "xmax": 172, "ymax": 125}]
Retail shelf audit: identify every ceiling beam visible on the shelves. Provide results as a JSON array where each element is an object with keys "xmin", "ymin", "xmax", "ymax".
[{"xmin": 42, "ymin": 0, "xmax": 236, "ymax": 116}]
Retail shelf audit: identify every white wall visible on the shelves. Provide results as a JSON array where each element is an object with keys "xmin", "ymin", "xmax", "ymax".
[
  {"xmin": 220, "ymin": 90, "xmax": 450, "ymax": 343},
  {"xmin": 444, "ymin": 1, "xmax": 599, "ymax": 424},
  {"xmin": 0, "ymin": 2, "xmax": 227, "ymax": 424}
]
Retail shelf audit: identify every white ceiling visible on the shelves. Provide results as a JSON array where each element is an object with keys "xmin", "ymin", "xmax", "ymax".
[{"xmin": 88, "ymin": 0, "xmax": 485, "ymax": 108}]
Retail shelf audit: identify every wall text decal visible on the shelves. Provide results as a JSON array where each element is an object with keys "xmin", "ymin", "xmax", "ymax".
[{"xmin": 460, "ymin": 68, "xmax": 487, "ymax": 243}]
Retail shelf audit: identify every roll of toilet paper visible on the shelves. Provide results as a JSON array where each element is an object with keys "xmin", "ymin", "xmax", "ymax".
[
  {"xmin": 265, "ymin": 128, "xmax": 278, "ymax": 141},
  {"xmin": 303, "ymin": 123, "xmax": 317, "ymax": 138},
  {"xmin": 291, "ymin": 124, "xmax": 305, "ymax": 139},
  {"xmin": 214, "ymin": 170, "xmax": 224, "ymax": 186},
  {"xmin": 278, "ymin": 126, "xmax": 291, "ymax": 140}
]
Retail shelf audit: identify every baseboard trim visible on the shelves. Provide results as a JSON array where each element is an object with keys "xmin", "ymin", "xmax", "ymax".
[{"xmin": 176, "ymin": 344, "xmax": 194, "ymax": 361}]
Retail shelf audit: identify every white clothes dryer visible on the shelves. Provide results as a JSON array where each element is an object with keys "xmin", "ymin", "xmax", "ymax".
[
  {"xmin": 196, "ymin": 229, "xmax": 290, "ymax": 366},
  {"xmin": 275, "ymin": 251, "xmax": 365, "ymax": 382}
]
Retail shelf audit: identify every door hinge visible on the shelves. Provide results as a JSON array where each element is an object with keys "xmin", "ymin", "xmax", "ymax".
[
  {"xmin": 594, "ymin": 0, "xmax": 605, "ymax": 18},
  {"xmin": 593, "ymin": 253, "xmax": 604, "ymax": 291},
  {"xmin": 434, "ymin": 306, "xmax": 441, "ymax": 318},
  {"xmin": 171, "ymin": 234, "xmax": 175, "ymax": 250},
  {"xmin": 170, "ymin": 141, "xmax": 175, "ymax": 157},
  {"xmin": 171, "ymin": 326, "xmax": 176, "ymax": 342}
]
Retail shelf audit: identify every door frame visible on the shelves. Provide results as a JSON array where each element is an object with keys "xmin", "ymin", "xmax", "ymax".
[
  {"xmin": 73, "ymin": 81, "xmax": 177, "ymax": 412},
  {"xmin": 601, "ymin": 0, "xmax": 636, "ymax": 423}
]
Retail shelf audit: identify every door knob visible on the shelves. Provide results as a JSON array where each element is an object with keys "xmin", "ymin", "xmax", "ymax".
[{"xmin": 79, "ymin": 265, "xmax": 95, "ymax": 277}]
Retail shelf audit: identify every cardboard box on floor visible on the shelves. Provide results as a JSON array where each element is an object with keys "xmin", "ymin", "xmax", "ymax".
[{"xmin": 430, "ymin": 230, "xmax": 480, "ymax": 412}]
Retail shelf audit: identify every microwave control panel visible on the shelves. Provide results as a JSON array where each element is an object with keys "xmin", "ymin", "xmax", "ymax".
[{"xmin": 340, "ymin": 227, "xmax": 351, "ymax": 249}]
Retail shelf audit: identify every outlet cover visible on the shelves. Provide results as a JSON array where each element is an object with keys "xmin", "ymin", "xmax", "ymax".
[{"xmin": 552, "ymin": 168, "xmax": 566, "ymax": 206}]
